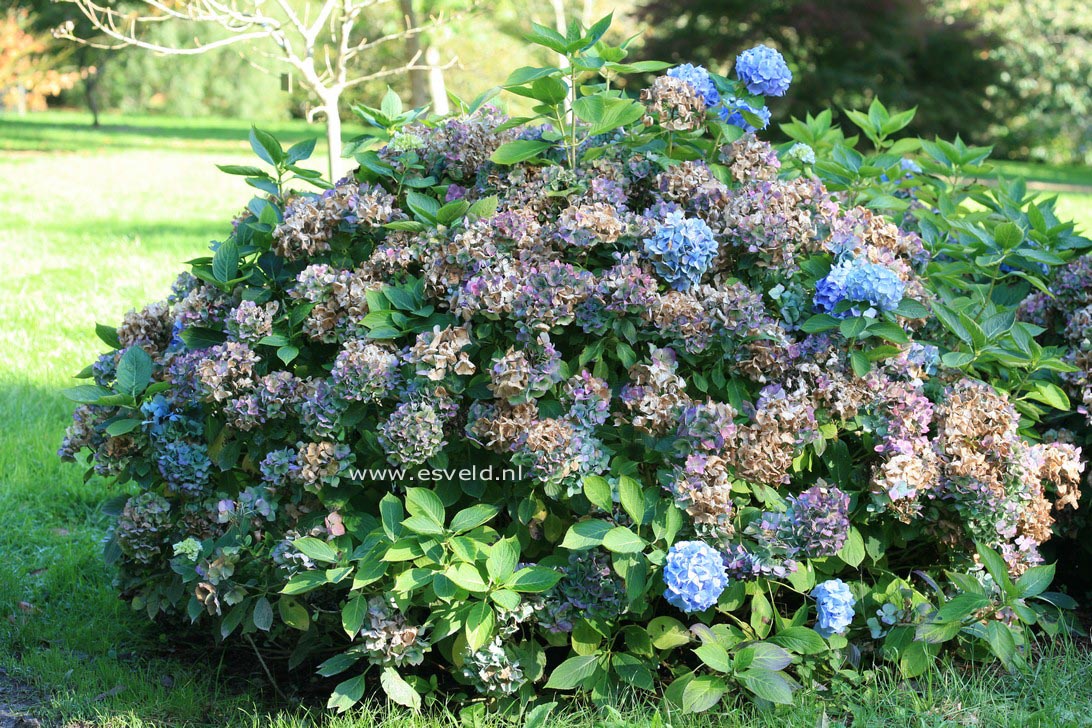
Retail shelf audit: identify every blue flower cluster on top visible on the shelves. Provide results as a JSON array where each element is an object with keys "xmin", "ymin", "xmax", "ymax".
[
  {"xmin": 814, "ymin": 258, "xmax": 906, "ymax": 319},
  {"xmin": 664, "ymin": 45, "xmax": 791, "ymax": 133},
  {"xmin": 735, "ymin": 45, "xmax": 793, "ymax": 97}
]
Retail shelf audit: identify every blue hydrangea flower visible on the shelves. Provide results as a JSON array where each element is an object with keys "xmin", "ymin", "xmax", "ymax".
[
  {"xmin": 813, "ymin": 259, "xmax": 905, "ymax": 318},
  {"xmin": 843, "ymin": 263, "xmax": 905, "ymax": 316},
  {"xmin": 812, "ymin": 579, "xmax": 856, "ymax": 637},
  {"xmin": 787, "ymin": 142, "xmax": 816, "ymax": 165},
  {"xmin": 735, "ymin": 45, "xmax": 793, "ymax": 97},
  {"xmin": 643, "ymin": 209, "xmax": 719, "ymax": 291},
  {"xmin": 900, "ymin": 158, "xmax": 922, "ymax": 174},
  {"xmin": 719, "ymin": 97, "xmax": 771, "ymax": 132},
  {"xmin": 157, "ymin": 440, "xmax": 213, "ymax": 495},
  {"xmin": 667, "ymin": 64, "xmax": 720, "ymax": 108},
  {"xmin": 662, "ymin": 540, "xmax": 728, "ymax": 613}
]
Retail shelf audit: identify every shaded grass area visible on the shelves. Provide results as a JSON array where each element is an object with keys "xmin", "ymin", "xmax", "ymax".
[
  {"xmin": 0, "ymin": 112, "xmax": 1091, "ymax": 726},
  {"xmin": 993, "ymin": 160, "xmax": 1092, "ymax": 189},
  {"xmin": 0, "ymin": 109, "xmax": 360, "ymax": 156}
]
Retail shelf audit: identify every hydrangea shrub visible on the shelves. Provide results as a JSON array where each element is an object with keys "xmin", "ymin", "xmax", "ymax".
[{"xmin": 61, "ymin": 18, "xmax": 1091, "ymax": 714}]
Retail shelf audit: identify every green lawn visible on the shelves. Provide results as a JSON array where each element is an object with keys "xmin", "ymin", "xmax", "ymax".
[{"xmin": 1, "ymin": 111, "xmax": 1091, "ymax": 727}]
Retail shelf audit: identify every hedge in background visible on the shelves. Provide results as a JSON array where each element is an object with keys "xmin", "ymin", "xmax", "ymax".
[{"xmin": 60, "ymin": 17, "xmax": 1091, "ymax": 715}]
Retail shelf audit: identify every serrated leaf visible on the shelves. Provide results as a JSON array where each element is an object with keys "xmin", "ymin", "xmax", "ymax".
[
  {"xmin": 446, "ymin": 563, "xmax": 488, "ymax": 593},
  {"xmin": 544, "ymin": 654, "xmax": 599, "ymax": 690},
  {"xmin": 523, "ymin": 702, "xmax": 557, "ymax": 728},
  {"xmin": 278, "ymin": 596, "xmax": 310, "ymax": 630},
  {"xmin": 602, "ymin": 526, "xmax": 646, "ymax": 554},
  {"xmin": 250, "ymin": 126, "xmax": 284, "ymax": 165},
  {"xmin": 839, "ymin": 316, "xmax": 869, "ymax": 338},
  {"xmin": 560, "ymin": 519, "xmax": 611, "ymax": 550},
  {"xmin": 281, "ymin": 571, "xmax": 328, "ymax": 595},
  {"xmin": 770, "ymin": 626, "xmax": 827, "ymax": 655},
  {"xmin": 490, "ymin": 139, "xmax": 552, "ymax": 165},
  {"xmin": 449, "ymin": 504, "xmax": 499, "ymax": 534},
  {"xmin": 694, "ymin": 642, "xmax": 732, "ymax": 673},
  {"xmin": 252, "ymin": 596, "xmax": 273, "ymax": 631},
  {"xmin": 681, "ymin": 674, "xmax": 726, "ymax": 713},
  {"xmin": 737, "ymin": 668, "xmax": 793, "ymax": 705},
  {"xmin": 800, "ymin": 314, "xmax": 839, "ymax": 333},
  {"xmin": 328, "ymin": 673, "xmax": 366, "ymax": 713},
  {"xmin": 105, "ymin": 418, "xmax": 142, "ymax": 436},
  {"xmin": 583, "ymin": 475, "xmax": 613, "ymax": 512},
  {"xmin": 95, "ymin": 322, "xmax": 121, "ymax": 349},
  {"xmin": 647, "ymin": 616, "xmax": 690, "ymax": 649},
  {"xmin": 618, "ymin": 476, "xmax": 647, "ymax": 526},
  {"xmin": 217, "ymin": 164, "xmax": 267, "ymax": 177},
  {"xmin": 837, "ymin": 528, "xmax": 866, "ymax": 567},
  {"xmin": 179, "ymin": 326, "xmax": 226, "ymax": 350},
  {"xmin": 467, "ymin": 195, "xmax": 499, "ymax": 219},
  {"xmin": 405, "ymin": 487, "xmax": 445, "ymax": 527},
  {"xmin": 465, "ymin": 600, "xmax": 495, "ymax": 651},
  {"xmin": 894, "ymin": 298, "xmax": 929, "ymax": 319},
  {"xmin": 293, "ymin": 537, "xmax": 339, "ymax": 564},
  {"xmin": 286, "ymin": 137, "xmax": 317, "ymax": 165},
  {"xmin": 380, "ymin": 493, "xmax": 404, "ymax": 541},
  {"xmin": 487, "ymin": 537, "xmax": 519, "ymax": 583},
  {"xmin": 611, "ymin": 652, "xmax": 654, "ymax": 690},
  {"xmin": 62, "ymin": 384, "xmax": 113, "ymax": 403},
  {"xmin": 402, "ymin": 515, "xmax": 445, "ymax": 535},
  {"xmin": 1016, "ymin": 563, "xmax": 1054, "ymax": 599},
  {"xmin": 115, "ymin": 345, "xmax": 153, "ymax": 396},
  {"xmin": 317, "ymin": 652, "xmax": 359, "ymax": 677},
  {"xmin": 341, "ymin": 595, "xmax": 368, "ymax": 638},
  {"xmin": 506, "ymin": 566, "xmax": 561, "ymax": 593}
]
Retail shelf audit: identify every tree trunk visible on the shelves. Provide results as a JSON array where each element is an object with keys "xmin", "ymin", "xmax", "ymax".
[
  {"xmin": 324, "ymin": 97, "xmax": 344, "ymax": 181},
  {"xmin": 84, "ymin": 69, "xmax": 101, "ymax": 127},
  {"xmin": 425, "ymin": 45, "xmax": 449, "ymax": 115},
  {"xmin": 399, "ymin": 0, "xmax": 428, "ymax": 107},
  {"xmin": 14, "ymin": 86, "xmax": 28, "ymax": 115}
]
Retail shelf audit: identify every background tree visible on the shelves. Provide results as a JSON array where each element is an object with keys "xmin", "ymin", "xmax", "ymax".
[
  {"xmin": 54, "ymin": 0, "xmax": 459, "ymax": 177},
  {"xmin": 0, "ymin": 8, "xmax": 86, "ymax": 114},
  {"xmin": 17, "ymin": 0, "xmax": 124, "ymax": 126},
  {"xmin": 937, "ymin": 0, "xmax": 1092, "ymax": 164},
  {"xmin": 633, "ymin": 0, "xmax": 1002, "ymax": 143}
]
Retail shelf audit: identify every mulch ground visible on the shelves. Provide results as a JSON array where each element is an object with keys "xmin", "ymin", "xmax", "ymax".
[{"xmin": 0, "ymin": 668, "xmax": 41, "ymax": 728}]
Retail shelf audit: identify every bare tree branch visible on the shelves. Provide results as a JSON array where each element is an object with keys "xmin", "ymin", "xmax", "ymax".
[{"xmin": 53, "ymin": 0, "xmax": 468, "ymax": 178}]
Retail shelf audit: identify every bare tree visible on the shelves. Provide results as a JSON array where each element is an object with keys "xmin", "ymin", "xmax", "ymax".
[{"xmin": 54, "ymin": 0, "xmax": 458, "ymax": 178}]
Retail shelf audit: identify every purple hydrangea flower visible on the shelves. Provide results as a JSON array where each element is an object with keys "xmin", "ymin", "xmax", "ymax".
[
  {"xmin": 663, "ymin": 540, "xmax": 728, "ymax": 613},
  {"xmin": 735, "ymin": 45, "xmax": 792, "ymax": 97},
  {"xmin": 784, "ymin": 485, "xmax": 850, "ymax": 558}
]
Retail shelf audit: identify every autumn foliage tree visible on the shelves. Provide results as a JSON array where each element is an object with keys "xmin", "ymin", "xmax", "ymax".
[{"xmin": 1, "ymin": 9, "xmax": 86, "ymax": 114}]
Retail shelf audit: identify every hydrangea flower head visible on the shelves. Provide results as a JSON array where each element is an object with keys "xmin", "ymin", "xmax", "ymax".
[
  {"xmin": 814, "ymin": 259, "xmax": 905, "ymax": 318},
  {"xmin": 735, "ymin": 45, "xmax": 793, "ymax": 97},
  {"xmin": 667, "ymin": 64, "xmax": 720, "ymax": 108},
  {"xmin": 843, "ymin": 262, "xmax": 905, "ymax": 317},
  {"xmin": 642, "ymin": 209, "xmax": 719, "ymax": 291},
  {"xmin": 663, "ymin": 540, "xmax": 728, "ymax": 613},
  {"xmin": 787, "ymin": 142, "xmax": 816, "ymax": 165},
  {"xmin": 719, "ymin": 97, "xmax": 771, "ymax": 132},
  {"xmin": 812, "ymin": 578, "xmax": 856, "ymax": 637}
]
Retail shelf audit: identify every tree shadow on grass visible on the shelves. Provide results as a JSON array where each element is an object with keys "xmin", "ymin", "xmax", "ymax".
[
  {"xmin": 30, "ymin": 218, "xmax": 231, "ymax": 243},
  {"xmin": 0, "ymin": 380, "xmax": 306, "ymax": 726},
  {"xmin": 0, "ymin": 114, "xmax": 344, "ymax": 155}
]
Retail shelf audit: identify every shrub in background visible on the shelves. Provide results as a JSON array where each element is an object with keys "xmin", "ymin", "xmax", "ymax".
[{"xmin": 60, "ymin": 16, "xmax": 1091, "ymax": 715}]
